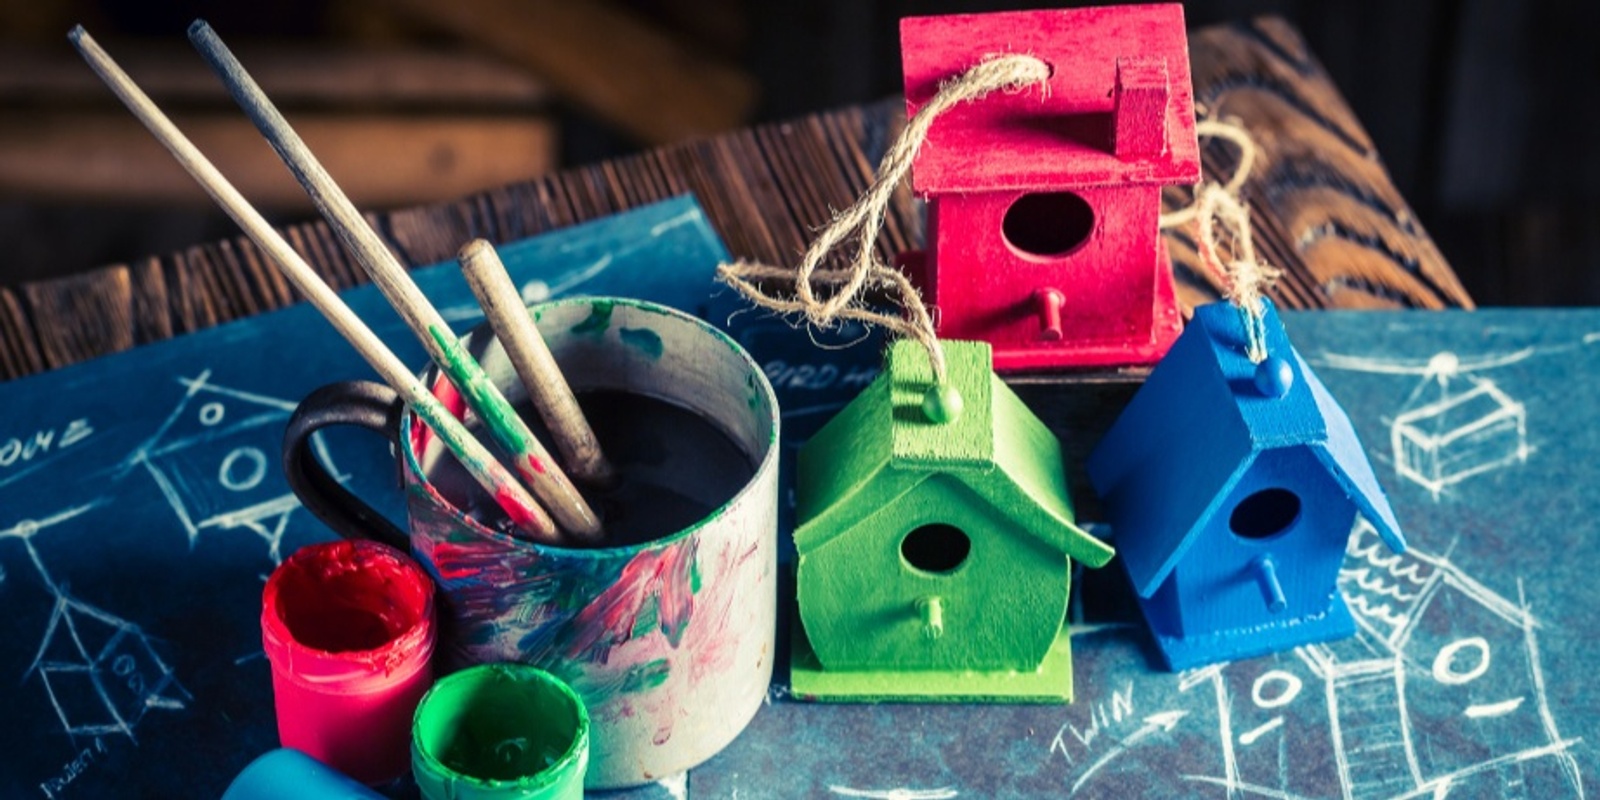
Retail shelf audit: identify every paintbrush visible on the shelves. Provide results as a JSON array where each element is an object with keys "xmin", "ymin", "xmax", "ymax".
[
  {"xmin": 187, "ymin": 20, "xmax": 602, "ymax": 542},
  {"xmin": 458, "ymin": 239, "xmax": 617, "ymax": 487},
  {"xmin": 68, "ymin": 26, "xmax": 564, "ymax": 544}
]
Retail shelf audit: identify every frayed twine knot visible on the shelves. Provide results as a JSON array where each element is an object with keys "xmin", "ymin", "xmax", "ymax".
[
  {"xmin": 716, "ymin": 53, "xmax": 1051, "ymax": 385},
  {"xmin": 1161, "ymin": 118, "xmax": 1281, "ymax": 363}
]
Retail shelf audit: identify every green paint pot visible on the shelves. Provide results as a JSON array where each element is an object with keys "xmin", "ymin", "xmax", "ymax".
[{"xmin": 412, "ymin": 664, "xmax": 589, "ymax": 800}]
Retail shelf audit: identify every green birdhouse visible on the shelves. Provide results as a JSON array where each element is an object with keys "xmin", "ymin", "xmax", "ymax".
[{"xmin": 789, "ymin": 339, "xmax": 1115, "ymax": 702}]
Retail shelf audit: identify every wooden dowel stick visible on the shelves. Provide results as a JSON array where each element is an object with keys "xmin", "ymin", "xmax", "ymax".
[
  {"xmin": 187, "ymin": 20, "xmax": 602, "ymax": 541},
  {"xmin": 458, "ymin": 239, "xmax": 617, "ymax": 486},
  {"xmin": 65, "ymin": 26, "xmax": 564, "ymax": 544}
]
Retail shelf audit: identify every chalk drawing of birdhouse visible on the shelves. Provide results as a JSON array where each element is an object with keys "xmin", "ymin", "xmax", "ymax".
[
  {"xmin": 133, "ymin": 371, "xmax": 343, "ymax": 562},
  {"xmin": 1087, "ymin": 300, "xmax": 1407, "ymax": 670},
  {"xmin": 1341, "ymin": 522, "xmax": 1576, "ymax": 796},
  {"xmin": 899, "ymin": 5, "xmax": 1200, "ymax": 372},
  {"xmin": 32, "ymin": 596, "xmax": 188, "ymax": 740},
  {"xmin": 788, "ymin": 339, "xmax": 1115, "ymax": 702}
]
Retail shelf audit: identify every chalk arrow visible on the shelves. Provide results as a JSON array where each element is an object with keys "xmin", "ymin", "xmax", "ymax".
[
  {"xmin": 1144, "ymin": 710, "xmax": 1187, "ymax": 733},
  {"xmin": 1070, "ymin": 711, "xmax": 1190, "ymax": 794}
]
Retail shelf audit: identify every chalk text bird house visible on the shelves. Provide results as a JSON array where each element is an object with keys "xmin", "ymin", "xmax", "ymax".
[
  {"xmin": 789, "ymin": 340, "xmax": 1115, "ymax": 702},
  {"xmin": 1087, "ymin": 300, "xmax": 1407, "ymax": 670},
  {"xmin": 899, "ymin": 4, "xmax": 1201, "ymax": 371}
]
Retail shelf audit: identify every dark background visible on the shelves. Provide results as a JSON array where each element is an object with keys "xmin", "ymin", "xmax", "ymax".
[{"xmin": 2, "ymin": 0, "xmax": 1595, "ymax": 307}]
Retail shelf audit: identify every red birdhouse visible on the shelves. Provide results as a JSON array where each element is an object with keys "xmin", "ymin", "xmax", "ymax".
[{"xmin": 899, "ymin": 5, "xmax": 1201, "ymax": 371}]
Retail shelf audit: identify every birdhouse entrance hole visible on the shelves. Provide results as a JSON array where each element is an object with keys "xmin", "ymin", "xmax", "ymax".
[
  {"xmin": 1229, "ymin": 488, "xmax": 1301, "ymax": 540},
  {"xmin": 901, "ymin": 524, "xmax": 971, "ymax": 574},
  {"xmin": 1002, "ymin": 192, "xmax": 1095, "ymax": 258}
]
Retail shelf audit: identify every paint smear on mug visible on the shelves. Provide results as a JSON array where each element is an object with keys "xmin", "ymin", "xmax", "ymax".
[
  {"xmin": 570, "ymin": 300, "xmax": 614, "ymax": 336},
  {"xmin": 618, "ymin": 327, "xmax": 663, "ymax": 359}
]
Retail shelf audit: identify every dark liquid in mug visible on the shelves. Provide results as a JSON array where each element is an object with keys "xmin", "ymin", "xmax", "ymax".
[{"xmin": 445, "ymin": 390, "xmax": 756, "ymax": 548}]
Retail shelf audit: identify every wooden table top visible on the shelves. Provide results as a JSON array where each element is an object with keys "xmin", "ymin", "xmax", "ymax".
[{"xmin": 0, "ymin": 17, "xmax": 1473, "ymax": 383}]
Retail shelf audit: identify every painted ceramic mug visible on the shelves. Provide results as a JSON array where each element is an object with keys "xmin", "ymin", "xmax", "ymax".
[{"xmin": 283, "ymin": 297, "xmax": 779, "ymax": 788}]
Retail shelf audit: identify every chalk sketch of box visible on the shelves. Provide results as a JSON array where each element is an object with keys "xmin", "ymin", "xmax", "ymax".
[{"xmin": 1391, "ymin": 374, "xmax": 1528, "ymax": 497}]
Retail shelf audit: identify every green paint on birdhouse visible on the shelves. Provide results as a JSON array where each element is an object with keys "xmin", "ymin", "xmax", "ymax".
[{"xmin": 789, "ymin": 340, "xmax": 1114, "ymax": 703}]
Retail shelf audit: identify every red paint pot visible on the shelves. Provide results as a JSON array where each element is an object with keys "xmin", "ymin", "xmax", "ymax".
[{"xmin": 261, "ymin": 539, "xmax": 436, "ymax": 785}]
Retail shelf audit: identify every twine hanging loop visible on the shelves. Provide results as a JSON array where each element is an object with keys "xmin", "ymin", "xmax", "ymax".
[
  {"xmin": 1161, "ymin": 118, "xmax": 1281, "ymax": 363},
  {"xmin": 716, "ymin": 53, "xmax": 1052, "ymax": 385}
]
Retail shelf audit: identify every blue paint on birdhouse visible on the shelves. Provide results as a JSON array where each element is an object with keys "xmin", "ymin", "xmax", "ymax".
[{"xmin": 1087, "ymin": 299, "xmax": 1406, "ymax": 670}]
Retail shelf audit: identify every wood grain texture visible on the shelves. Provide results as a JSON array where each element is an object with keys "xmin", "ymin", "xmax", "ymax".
[
  {"xmin": 2, "ymin": 18, "xmax": 1471, "ymax": 383},
  {"xmin": 0, "ymin": 287, "xmax": 43, "ymax": 378},
  {"xmin": 1166, "ymin": 18, "xmax": 1473, "ymax": 312}
]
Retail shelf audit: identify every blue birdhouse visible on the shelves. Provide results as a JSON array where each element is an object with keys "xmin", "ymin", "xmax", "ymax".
[{"xmin": 1087, "ymin": 299, "xmax": 1406, "ymax": 670}]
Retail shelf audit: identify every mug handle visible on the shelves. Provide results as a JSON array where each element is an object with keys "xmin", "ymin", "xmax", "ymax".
[{"xmin": 282, "ymin": 381, "xmax": 411, "ymax": 552}]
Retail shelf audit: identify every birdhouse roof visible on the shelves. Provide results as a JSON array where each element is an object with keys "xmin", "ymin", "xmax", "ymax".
[
  {"xmin": 900, "ymin": 4, "xmax": 1201, "ymax": 193},
  {"xmin": 1087, "ymin": 300, "xmax": 1405, "ymax": 596},
  {"xmin": 796, "ymin": 339, "xmax": 1113, "ymax": 567}
]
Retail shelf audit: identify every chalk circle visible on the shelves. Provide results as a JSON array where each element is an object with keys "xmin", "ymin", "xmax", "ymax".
[
  {"xmin": 219, "ymin": 447, "xmax": 268, "ymax": 491},
  {"xmin": 1252, "ymin": 669, "xmax": 1303, "ymax": 708},
  {"xmin": 199, "ymin": 401, "xmax": 226, "ymax": 426},
  {"xmin": 1432, "ymin": 637, "xmax": 1491, "ymax": 685},
  {"xmin": 1428, "ymin": 352, "xmax": 1461, "ymax": 377},
  {"xmin": 111, "ymin": 653, "xmax": 146, "ymax": 693}
]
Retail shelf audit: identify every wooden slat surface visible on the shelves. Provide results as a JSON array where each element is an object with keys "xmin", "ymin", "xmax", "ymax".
[
  {"xmin": 0, "ymin": 18, "xmax": 1472, "ymax": 383},
  {"xmin": 1169, "ymin": 19, "xmax": 1472, "ymax": 311}
]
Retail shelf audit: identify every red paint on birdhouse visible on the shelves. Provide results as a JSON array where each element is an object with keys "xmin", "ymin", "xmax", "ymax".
[{"xmin": 899, "ymin": 5, "xmax": 1201, "ymax": 371}]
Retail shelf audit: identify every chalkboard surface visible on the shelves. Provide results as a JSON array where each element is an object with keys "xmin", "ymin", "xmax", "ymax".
[{"xmin": 1, "ymin": 196, "xmax": 1594, "ymax": 798}]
